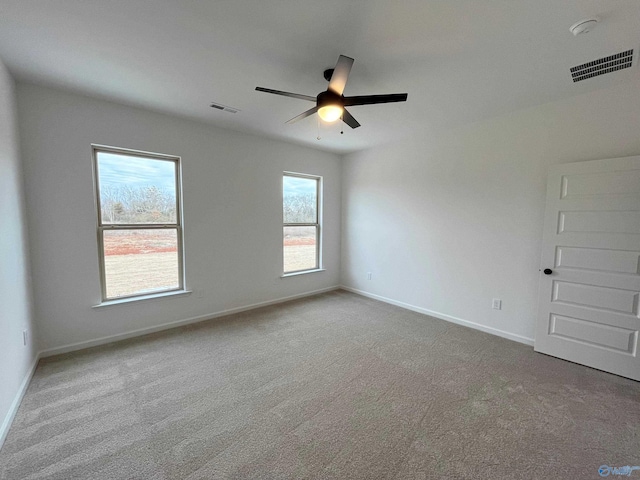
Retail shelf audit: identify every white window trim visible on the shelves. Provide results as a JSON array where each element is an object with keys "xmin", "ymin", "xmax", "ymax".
[
  {"xmin": 282, "ymin": 171, "xmax": 322, "ymax": 275},
  {"xmin": 281, "ymin": 268, "xmax": 326, "ymax": 278},
  {"xmin": 92, "ymin": 289, "xmax": 192, "ymax": 308},
  {"xmin": 92, "ymin": 144, "xmax": 186, "ymax": 304}
]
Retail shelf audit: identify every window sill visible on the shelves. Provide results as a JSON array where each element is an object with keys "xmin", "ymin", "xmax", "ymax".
[
  {"xmin": 281, "ymin": 269, "xmax": 325, "ymax": 278},
  {"xmin": 93, "ymin": 289, "xmax": 192, "ymax": 308}
]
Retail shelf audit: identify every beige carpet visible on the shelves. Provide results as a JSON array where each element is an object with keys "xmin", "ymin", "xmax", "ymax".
[{"xmin": 1, "ymin": 290, "xmax": 639, "ymax": 479}]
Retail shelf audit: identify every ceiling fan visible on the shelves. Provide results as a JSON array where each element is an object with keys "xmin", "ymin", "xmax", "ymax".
[{"xmin": 255, "ymin": 55, "xmax": 407, "ymax": 129}]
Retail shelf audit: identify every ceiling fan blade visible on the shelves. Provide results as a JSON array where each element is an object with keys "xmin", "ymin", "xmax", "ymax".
[
  {"xmin": 341, "ymin": 108, "xmax": 360, "ymax": 129},
  {"xmin": 286, "ymin": 106, "xmax": 319, "ymax": 124},
  {"xmin": 255, "ymin": 87, "xmax": 316, "ymax": 102},
  {"xmin": 343, "ymin": 93, "xmax": 408, "ymax": 106},
  {"xmin": 327, "ymin": 55, "xmax": 354, "ymax": 95}
]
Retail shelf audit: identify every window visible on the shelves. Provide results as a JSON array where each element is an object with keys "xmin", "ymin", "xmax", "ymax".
[
  {"xmin": 93, "ymin": 145, "xmax": 184, "ymax": 301},
  {"xmin": 283, "ymin": 172, "xmax": 321, "ymax": 274}
]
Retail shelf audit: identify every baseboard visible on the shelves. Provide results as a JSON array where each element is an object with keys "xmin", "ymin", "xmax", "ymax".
[
  {"xmin": 40, "ymin": 285, "xmax": 341, "ymax": 358},
  {"xmin": 0, "ymin": 353, "xmax": 39, "ymax": 451},
  {"xmin": 340, "ymin": 285, "xmax": 535, "ymax": 346}
]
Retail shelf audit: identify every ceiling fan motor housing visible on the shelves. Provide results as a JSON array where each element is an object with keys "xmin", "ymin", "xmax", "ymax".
[{"xmin": 317, "ymin": 90, "xmax": 343, "ymax": 108}]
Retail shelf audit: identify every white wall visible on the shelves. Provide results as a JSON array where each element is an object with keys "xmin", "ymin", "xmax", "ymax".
[
  {"xmin": 341, "ymin": 77, "xmax": 640, "ymax": 343},
  {"xmin": 0, "ymin": 61, "xmax": 37, "ymax": 446},
  {"xmin": 17, "ymin": 83, "xmax": 341, "ymax": 353}
]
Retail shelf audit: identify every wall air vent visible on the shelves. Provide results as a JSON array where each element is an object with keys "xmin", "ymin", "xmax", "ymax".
[
  {"xmin": 570, "ymin": 49, "xmax": 634, "ymax": 83},
  {"xmin": 210, "ymin": 102, "xmax": 239, "ymax": 114}
]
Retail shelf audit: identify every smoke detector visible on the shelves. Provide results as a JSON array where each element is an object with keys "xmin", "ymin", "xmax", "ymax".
[{"xmin": 570, "ymin": 18, "xmax": 598, "ymax": 36}]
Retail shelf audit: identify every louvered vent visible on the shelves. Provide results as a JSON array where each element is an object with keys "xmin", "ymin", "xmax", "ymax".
[
  {"xmin": 570, "ymin": 49, "xmax": 634, "ymax": 82},
  {"xmin": 210, "ymin": 102, "xmax": 239, "ymax": 114}
]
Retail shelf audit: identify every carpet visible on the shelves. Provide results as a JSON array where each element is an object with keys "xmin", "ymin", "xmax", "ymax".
[{"xmin": 1, "ymin": 290, "xmax": 638, "ymax": 479}]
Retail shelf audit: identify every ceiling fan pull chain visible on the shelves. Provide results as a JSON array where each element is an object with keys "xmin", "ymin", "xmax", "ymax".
[{"xmin": 316, "ymin": 115, "xmax": 321, "ymax": 141}]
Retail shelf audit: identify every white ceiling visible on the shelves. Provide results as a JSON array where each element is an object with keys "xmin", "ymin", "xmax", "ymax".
[{"xmin": 0, "ymin": 1, "xmax": 639, "ymax": 154}]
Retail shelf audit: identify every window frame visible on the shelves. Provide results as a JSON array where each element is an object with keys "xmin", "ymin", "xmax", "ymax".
[
  {"xmin": 282, "ymin": 171, "xmax": 322, "ymax": 275},
  {"xmin": 92, "ymin": 144, "xmax": 185, "ymax": 302}
]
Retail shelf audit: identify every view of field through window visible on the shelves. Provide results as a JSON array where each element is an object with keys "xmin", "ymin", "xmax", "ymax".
[
  {"xmin": 97, "ymin": 152, "xmax": 180, "ymax": 299},
  {"xmin": 283, "ymin": 175, "xmax": 319, "ymax": 273}
]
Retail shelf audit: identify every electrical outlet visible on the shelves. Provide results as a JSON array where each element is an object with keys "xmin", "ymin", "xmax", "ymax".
[
  {"xmin": 196, "ymin": 289, "xmax": 204, "ymax": 299},
  {"xmin": 367, "ymin": 272, "xmax": 372, "ymax": 280},
  {"xmin": 492, "ymin": 299, "xmax": 502, "ymax": 310},
  {"xmin": 23, "ymin": 330, "xmax": 28, "ymax": 346}
]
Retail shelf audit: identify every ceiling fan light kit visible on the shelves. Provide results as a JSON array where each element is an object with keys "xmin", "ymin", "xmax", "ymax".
[
  {"xmin": 318, "ymin": 105, "xmax": 343, "ymax": 122},
  {"xmin": 256, "ymin": 54, "xmax": 407, "ymax": 130},
  {"xmin": 316, "ymin": 90, "xmax": 343, "ymax": 122}
]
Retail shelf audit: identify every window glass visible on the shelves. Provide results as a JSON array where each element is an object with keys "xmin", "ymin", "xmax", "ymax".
[
  {"xmin": 283, "ymin": 226, "xmax": 317, "ymax": 273},
  {"xmin": 97, "ymin": 153, "xmax": 177, "ymax": 224},
  {"xmin": 94, "ymin": 146, "xmax": 183, "ymax": 301},
  {"xmin": 283, "ymin": 173, "xmax": 320, "ymax": 274},
  {"xmin": 283, "ymin": 175, "xmax": 317, "ymax": 224},
  {"xmin": 103, "ymin": 229, "xmax": 179, "ymax": 298}
]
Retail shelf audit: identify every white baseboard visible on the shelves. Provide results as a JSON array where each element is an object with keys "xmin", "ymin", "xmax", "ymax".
[
  {"xmin": 40, "ymin": 285, "xmax": 341, "ymax": 358},
  {"xmin": 340, "ymin": 285, "xmax": 535, "ymax": 346},
  {"xmin": 0, "ymin": 353, "xmax": 39, "ymax": 451}
]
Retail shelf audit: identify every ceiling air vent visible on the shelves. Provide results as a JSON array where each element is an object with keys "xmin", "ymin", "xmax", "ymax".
[
  {"xmin": 570, "ymin": 49, "xmax": 634, "ymax": 83},
  {"xmin": 210, "ymin": 102, "xmax": 239, "ymax": 114}
]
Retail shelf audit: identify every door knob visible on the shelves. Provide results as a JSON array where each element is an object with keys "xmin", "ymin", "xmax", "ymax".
[{"xmin": 543, "ymin": 268, "xmax": 553, "ymax": 275}]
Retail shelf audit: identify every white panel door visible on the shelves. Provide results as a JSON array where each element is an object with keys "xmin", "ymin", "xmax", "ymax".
[{"xmin": 535, "ymin": 156, "xmax": 640, "ymax": 381}]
